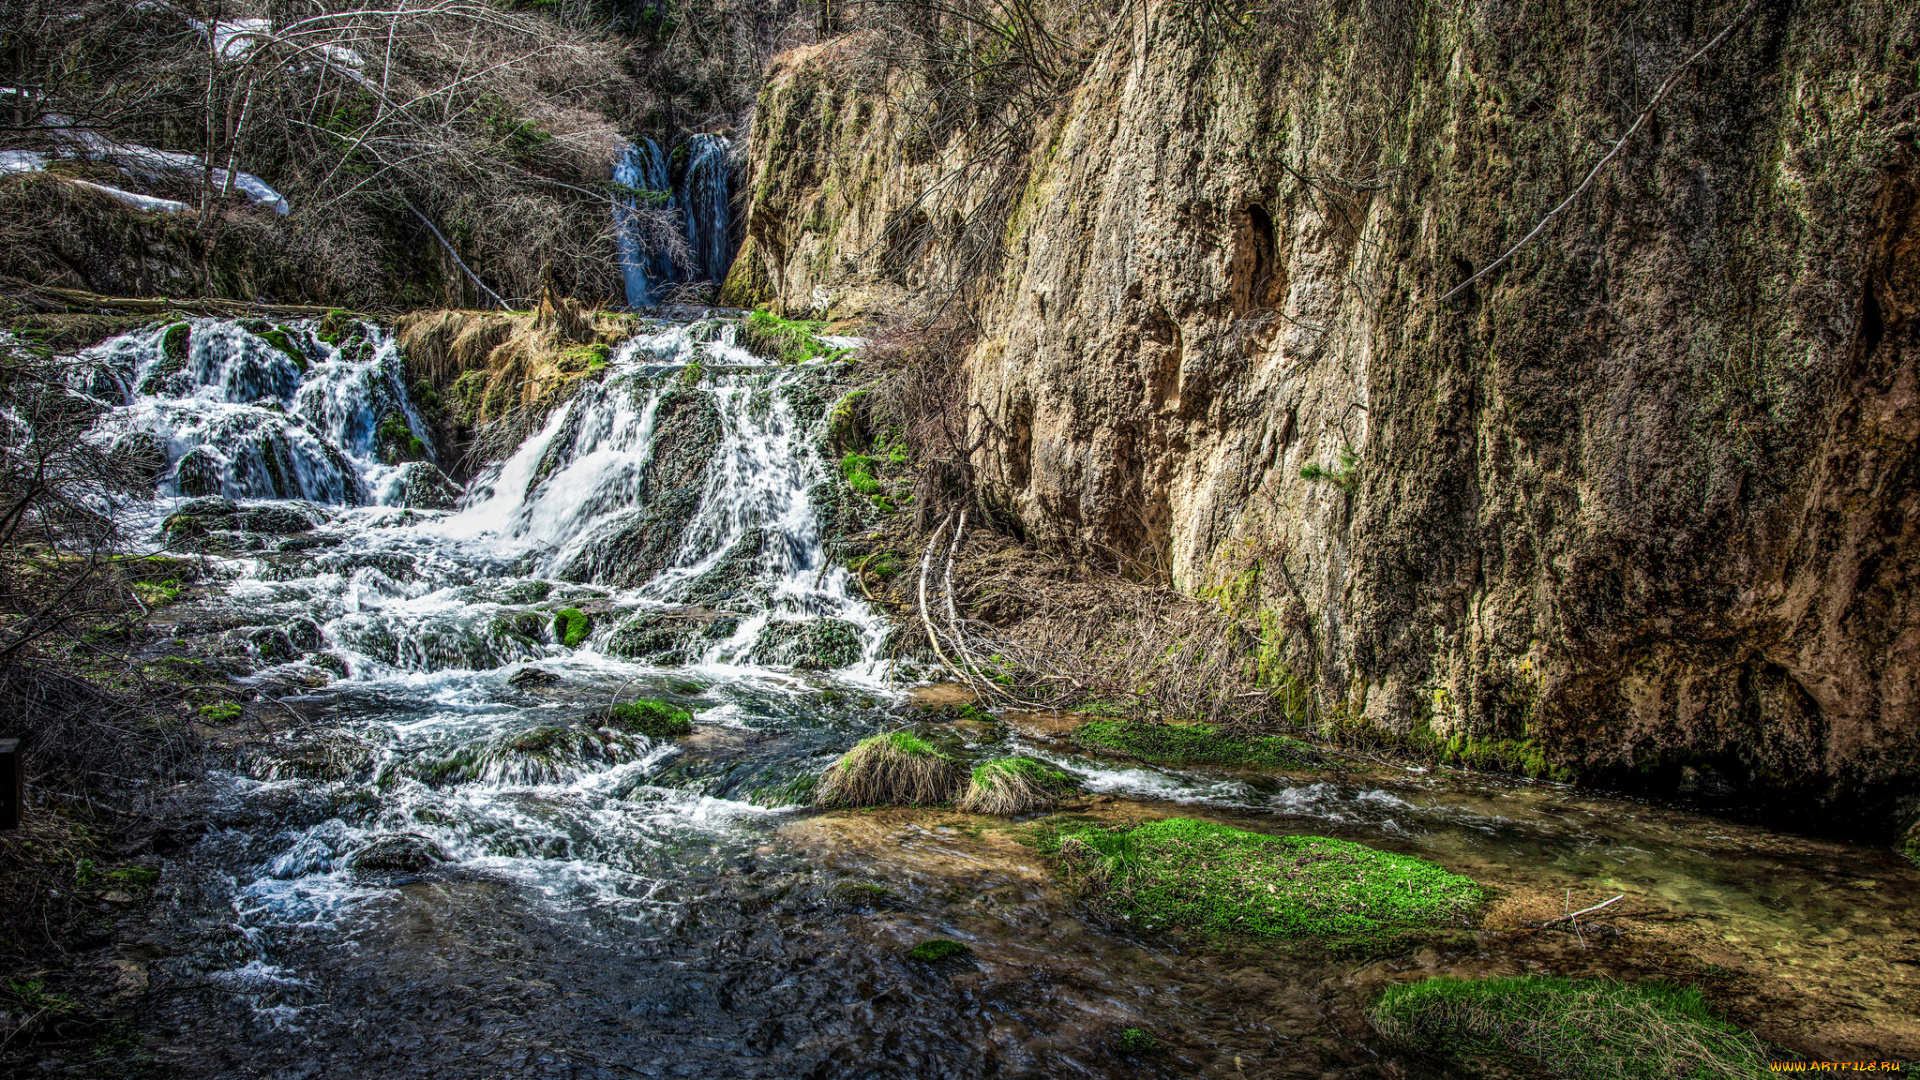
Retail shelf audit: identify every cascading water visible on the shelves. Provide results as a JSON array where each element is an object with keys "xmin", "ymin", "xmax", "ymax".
[
  {"xmin": 612, "ymin": 138, "xmax": 673, "ymax": 307},
  {"xmin": 611, "ymin": 133, "xmax": 736, "ymax": 306},
  {"xmin": 682, "ymin": 133, "xmax": 733, "ymax": 285}
]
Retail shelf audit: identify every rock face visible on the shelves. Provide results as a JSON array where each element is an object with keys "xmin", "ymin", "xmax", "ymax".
[{"xmin": 729, "ymin": 0, "xmax": 1920, "ymax": 814}]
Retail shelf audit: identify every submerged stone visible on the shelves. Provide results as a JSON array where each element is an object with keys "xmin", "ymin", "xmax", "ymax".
[{"xmin": 347, "ymin": 833, "xmax": 445, "ymax": 875}]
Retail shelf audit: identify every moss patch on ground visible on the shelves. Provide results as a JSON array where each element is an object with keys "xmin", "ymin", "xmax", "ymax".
[
  {"xmin": 739, "ymin": 310, "xmax": 840, "ymax": 364},
  {"xmin": 1071, "ymin": 719, "xmax": 1315, "ymax": 769},
  {"xmin": 906, "ymin": 939, "xmax": 970, "ymax": 962},
  {"xmin": 605, "ymin": 698, "xmax": 694, "ymax": 738},
  {"xmin": 1368, "ymin": 975, "xmax": 1768, "ymax": 1080},
  {"xmin": 1041, "ymin": 818, "xmax": 1482, "ymax": 947}
]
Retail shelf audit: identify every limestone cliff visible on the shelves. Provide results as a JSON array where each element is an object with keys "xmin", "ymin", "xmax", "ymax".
[{"xmin": 727, "ymin": 0, "xmax": 1920, "ymax": 818}]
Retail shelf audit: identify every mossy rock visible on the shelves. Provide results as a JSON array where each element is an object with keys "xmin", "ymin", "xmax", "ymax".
[
  {"xmin": 375, "ymin": 412, "xmax": 427, "ymax": 465},
  {"xmin": 748, "ymin": 618, "xmax": 864, "ymax": 670},
  {"xmin": 392, "ymin": 461, "xmax": 462, "ymax": 510},
  {"xmin": 1041, "ymin": 818, "xmax": 1483, "ymax": 948},
  {"xmin": 603, "ymin": 698, "xmax": 694, "ymax": 738},
  {"xmin": 1071, "ymin": 719, "xmax": 1316, "ymax": 769},
  {"xmin": 556, "ymin": 489, "xmax": 701, "ymax": 590},
  {"xmin": 346, "ymin": 833, "xmax": 444, "ymax": 875},
  {"xmin": 552, "ymin": 608, "xmax": 591, "ymax": 648}
]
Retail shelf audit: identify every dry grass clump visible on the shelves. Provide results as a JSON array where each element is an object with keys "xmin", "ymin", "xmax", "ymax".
[
  {"xmin": 1368, "ymin": 975, "xmax": 1769, "ymax": 1080},
  {"xmin": 955, "ymin": 756, "xmax": 1076, "ymax": 815},
  {"xmin": 814, "ymin": 730, "xmax": 964, "ymax": 808}
]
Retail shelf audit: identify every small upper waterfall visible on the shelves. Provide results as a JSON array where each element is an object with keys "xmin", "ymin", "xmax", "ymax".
[
  {"xmin": 612, "ymin": 133, "xmax": 737, "ymax": 307},
  {"xmin": 682, "ymin": 134, "xmax": 732, "ymax": 286},
  {"xmin": 612, "ymin": 139, "xmax": 673, "ymax": 307}
]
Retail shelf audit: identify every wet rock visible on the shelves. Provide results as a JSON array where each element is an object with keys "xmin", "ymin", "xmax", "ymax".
[
  {"xmin": 244, "ymin": 626, "xmax": 298, "ymax": 664},
  {"xmin": 238, "ymin": 505, "xmax": 318, "ymax": 533},
  {"xmin": 508, "ymin": 667, "xmax": 561, "ymax": 688},
  {"xmin": 749, "ymin": 618, "xmax": 863, "ymax": 670},
  {"xmin": 677, "ymin": 529, "xmax": 770, "ymax": 608},
  {"xmin": 392, "ymin": 460, "xmax": 462, "ymax": 510},
  {"xmin": 556, "ymin": 489, "xmax": 701, "ymax": 589},
  {"xmin": 285, "ymin": 616, "xmax": 325, "ymax": 652},
  {"xmin": 346, "ymin": 833, "xmax": 444, "ymax": 875},
  {"xmin": 171, "ymin": 448, "xmax": 225, "ymax": 498},
  {"xmin": 605, "ymin": 609, "xmax": 740, "ymax": 664}
]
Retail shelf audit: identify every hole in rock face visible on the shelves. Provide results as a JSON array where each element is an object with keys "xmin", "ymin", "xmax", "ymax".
[{"xmin": 1229, "ymin": 203, "xmax": 1284, "ymax": 315}]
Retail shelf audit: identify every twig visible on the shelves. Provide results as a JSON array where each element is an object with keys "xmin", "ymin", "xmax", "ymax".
[
  {"xmin": 1538, "ymin": 893, "xmax": 1625, "ymax": 926},
  {"xmin": 1437, "ymin": 0, "xmax": 1761, "ymax": 303},
  {"xmin": 404, "ymin": 199, "xmax": 509, "ymax": 310}
]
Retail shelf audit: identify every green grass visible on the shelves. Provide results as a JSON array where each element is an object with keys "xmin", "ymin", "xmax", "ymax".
[
  {"xmin": 1116, "ymin": 1027, "xmax": 1159, "ymax": 1055},
  {"xmin": 552, "ymin": 607, "xmax": 591, "ymax": 648},
  {"xmin": 605, "ymin": 698, "xmax": 694, "ymax": 738},
  {"xmin": 841, "ymin": 452, "xmax": 882, "ymax": 495},
  {"xmin": 1041, "ymin": 818, "xmax": 1482, "ymax": 946},
  {"xmin": 1072, "ymin": 719, "xmax": 1315, "ymax": 769},
  {"xmin": 1369, "ymin": 975, "xmax": 1769, "ymax": 1080},
  {"xmin": 1300, "ymin": 447, "xmax": 1359, "ymax": 490},
  {"xmin": 815, "ymin": 730, "xmax": 965, "ymax": 807},
  {"xmin": 906, "ymin": 939, "xmax": 970, "ymax": 962},
  {"xmin": 958, "ymin": 756, "xmax": 1077, "ymax": 814}
]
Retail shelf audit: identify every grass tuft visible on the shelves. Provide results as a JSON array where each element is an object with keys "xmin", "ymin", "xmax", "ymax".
[
  {"xmin": 956, "ymin": 756, "xmax": 1077, "ymax": 815},
  {"xmin": 1072, "ymin": 719, "xmax": 1315, "ymax": 769},
  {"xmin": 552, "ymin": 607, "xmax": 591, "ymax": 648},
  {"xmin": 1369, "ymin": 975, "xmax": 1769, "ymax": 1080},
  {"xmin": 906, "ymin": 939, "xmax": 970, "ymax": 962},
  {"xmin": 1041, "ymin": 817, "xmax": 1482, "ymax": 946},
  {"xmin": 814, "ymin": 730, "xmax": 965, "ymax": 808},
  {"xmin": 1116, "ymin": 1027, "xmax": 1158, "ymax": 1055},
  {"xmin": 605, "ymin": 698, "xmax": 693, "ymax": 738}
]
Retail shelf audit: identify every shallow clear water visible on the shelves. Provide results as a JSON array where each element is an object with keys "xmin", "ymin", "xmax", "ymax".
[{"xmin": 65, "ymin": 318, "xmax": 1920, "ymax": 1075}]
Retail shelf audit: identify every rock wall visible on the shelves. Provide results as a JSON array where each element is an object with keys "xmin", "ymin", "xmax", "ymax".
[{"xmin": 727, "ymin": 0, "xmax": 1920, "ymax": 816}]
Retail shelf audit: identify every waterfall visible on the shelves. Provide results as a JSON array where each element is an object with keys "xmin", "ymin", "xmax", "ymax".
[
  {"xmin": 612, "ymin": 139, "xmax": 672, "ymax": 308},
  {"xmin": 77, "ymin": 317, "xmax": 439, "ymax": 506},
  {"xmin": 611, "ymin": 133, "xmax": 737, "ymax": 307},
  {"xmin": 75, "ymin": 315, "xmax": 885, "ymax": 680},
  {"xmin": 682, "ymin": 134, "xmax": 733, "ymax": 286}
]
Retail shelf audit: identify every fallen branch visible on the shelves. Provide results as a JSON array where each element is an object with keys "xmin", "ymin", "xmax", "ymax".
[
  {"xmin": 1438, "ymin": 0, "xmax": 1761, "ymax": 303},
  {"xmin": 916, "ymin": 513, "xmax": 969, "ymax": 685}
]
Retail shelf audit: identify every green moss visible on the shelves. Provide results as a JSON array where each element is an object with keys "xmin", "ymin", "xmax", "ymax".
[
  {"xmin": 969, "ymin": 756, "xmax": 1072, "ymax": 790},
  {"xmin": 103, "ymin": 866, "xmax": 159, "ymax": 890},
  {"xmin": 866, "ymin": 553, "xmax": 901, "ymax": 581},
  {"xmin": 375, "ymin": 412, "xmax": 425, "ymax": 464},
  {"xmin": 1299, "ymin": 447, "xmax": 1359, "ymax": 490},
  {"xmin": 605, "ymin": 698, "xmax": 694, "ymax": 738},
  {"xmin": 739, "ymin": 310, "xmax": 837, "ymax": 364},
  {"xmin": 317, "ymin": 309, "xmax": 354, "ymax": 346},
  {"xmin": 161, "ymin": 321, "xmax": 190, "ymax": 363},
  {"xmin": 906, "ymin": 939, "xmax": 970, "ymax": 962},
  {"xmin": 508, "ymin": 725, "xmax": 569, "ymax": 754},
  {"xmin": 1072, "ymin": 719, "xmax": 1315, "ymax": 769},
  {"xmin": 197, "ymin": 701, "xmax": 242, "ymax": 722},
  {"xmin": 552, "ymin": 607, "xmax": 591, "ymax": 648},
  {"xmin": 1116, "ymin": 1028, "xmax": 1159, "ymax": 1055},
  {"xmin": 1041, "ymin": 818, "xmax": 1483, "ymax": 946},
  {"xmin": 1369, "ymin": 975, "xmax": 1767, "ymax": 1079},
  {"xmin": 1438, "ymin": 734, "xmax": 1575, "ymax": 783},
  {"xmin": 258, "ymin": 327, "xmax": 307, "ymax": 371},
  {"xmin": 841, "ymin": 452, "xmax": 882, "ymax": 495}
]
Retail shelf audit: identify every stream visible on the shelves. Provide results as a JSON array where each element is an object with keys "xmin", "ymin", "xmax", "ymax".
[{"xmin": 52, "ymin": 317, "xmax": 1920, "ymax": 1076}]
